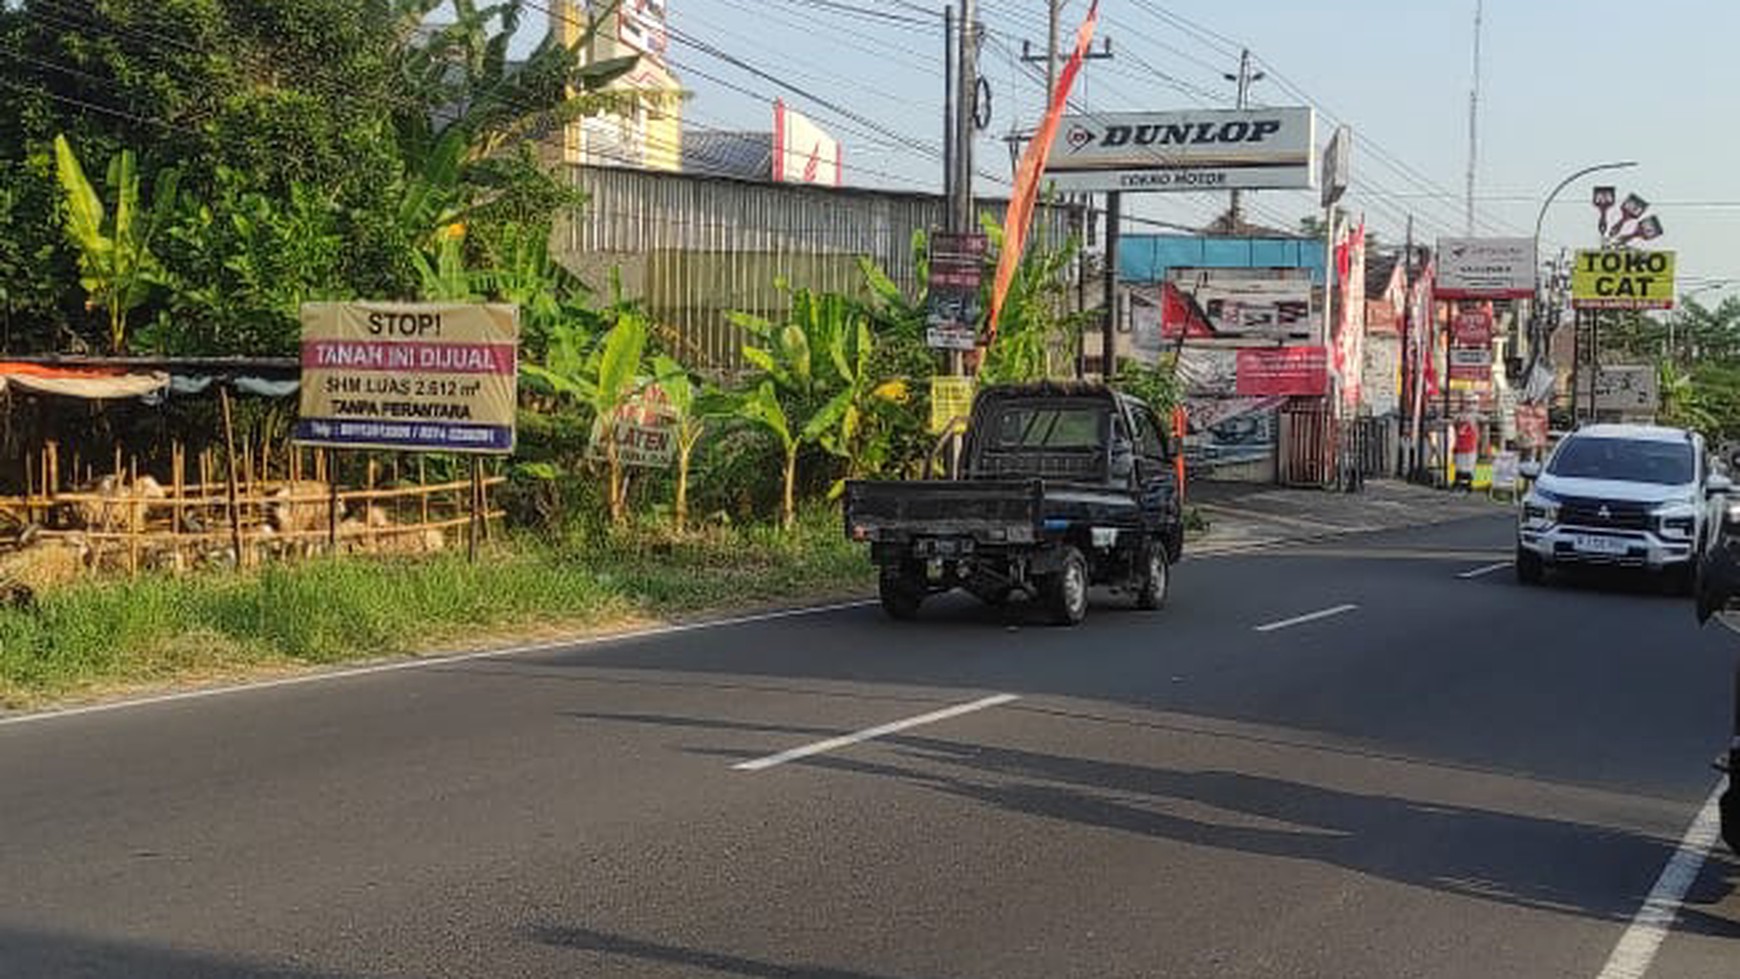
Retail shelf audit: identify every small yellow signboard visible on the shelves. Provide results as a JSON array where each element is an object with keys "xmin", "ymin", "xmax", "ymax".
[
  {"xmin": 1571, "ymin": 249, "xmax": 1676, "ymax": 310},
  {"xmin": 929, "ymin": 375, "xmax": 975, "ymax": 435}
]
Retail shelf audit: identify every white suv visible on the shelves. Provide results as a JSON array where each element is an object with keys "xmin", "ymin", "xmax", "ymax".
[{"xmin": 1517, "ymin": 424, "xmax": 1731, "ymax": 589}]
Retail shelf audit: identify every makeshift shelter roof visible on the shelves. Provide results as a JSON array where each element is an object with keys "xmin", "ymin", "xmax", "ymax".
[{"xmin": 0, "ymin": 356, "xmax": 300, "ymax": 402}]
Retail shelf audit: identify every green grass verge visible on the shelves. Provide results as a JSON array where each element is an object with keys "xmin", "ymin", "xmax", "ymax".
[{"xmin": 0, "ymin": 508, "xmax": 870, "ymax": 710}]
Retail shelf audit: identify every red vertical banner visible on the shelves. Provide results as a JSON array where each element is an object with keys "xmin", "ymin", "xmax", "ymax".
[{"xmin": 985, "ymin": 1, "xmax": 1098, "ymax": 346}]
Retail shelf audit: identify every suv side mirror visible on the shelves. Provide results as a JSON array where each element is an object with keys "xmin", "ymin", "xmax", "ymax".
[
  {"xmin": 1519, "ymin": 460, "xmax": 1542, "ymax": 480},
  {"xmin": 1709, "ymin": 474, "xmax": 1734, "ymax": 498}
]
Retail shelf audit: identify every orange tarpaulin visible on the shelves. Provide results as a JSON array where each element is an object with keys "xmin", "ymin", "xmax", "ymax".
[{"xmin": 985, "ymin": 0, "xmax": 1098, "ymax": 347}]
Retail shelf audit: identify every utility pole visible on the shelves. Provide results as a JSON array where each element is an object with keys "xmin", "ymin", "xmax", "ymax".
[
  {"xmin": 1464, "ymin": 0, "xmax": 1483, "ymax": 235},
  {"xmin": 1225, "ymin": 48, "xmax": 1263, "ymax": 230},
  {"xmin": 951, "ymin": 0, "xmax": 977, "ymax": 243},
  {"xmin": 1103, "ymin": 192, "xmax": 1120, "ymax": 378},
  {"xmin": 942, "ymin": 5, "xmax": 953, "ymax": 203},
  {"xmin": 1046, "ymin": 0, "xmax": 1060, "ymax": 101}
]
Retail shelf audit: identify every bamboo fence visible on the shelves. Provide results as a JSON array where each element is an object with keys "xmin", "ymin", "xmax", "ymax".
[{"xmin": 2, "ymin": 438, "xmax": 506, "ymax": 576}]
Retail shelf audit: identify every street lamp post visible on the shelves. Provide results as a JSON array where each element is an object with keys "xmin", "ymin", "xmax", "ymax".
[{"xmin": 1527, "ymin": 161, "xmax": 1639, "ymax": 419}]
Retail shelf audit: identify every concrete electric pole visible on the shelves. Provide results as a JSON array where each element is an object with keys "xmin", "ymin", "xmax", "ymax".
[{"xmin": 1224, "ymin": 48, "xmax": 1264, "ymax": 231}]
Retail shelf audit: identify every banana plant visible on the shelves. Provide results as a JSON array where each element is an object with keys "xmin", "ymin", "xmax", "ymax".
[
  {"xmin": 650, "ymin": 355, "xmax": 726, "ymax": 534},
  {"xmin": 522, "ymin": 310, "xmax": 648, "ymax": 525},
  {"xmin": 977, "ymin": 212, "xmax": 1086, "ymax": 383},
  {"xmin": 735, "ymin": 380, "xmax": 800, "ymax": 531},
  {"xmin": 53, "ymin": 135, "xmax": 179, "ymax": 353}
]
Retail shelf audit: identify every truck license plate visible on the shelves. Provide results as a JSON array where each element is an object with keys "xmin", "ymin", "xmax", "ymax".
[{"xmin": 1574, "ymin": 535, "xmax": 1630, "ymax": 555}]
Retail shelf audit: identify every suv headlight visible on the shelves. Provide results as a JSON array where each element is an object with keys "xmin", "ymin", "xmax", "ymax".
[
  {"xmin": 1522, "ymin": 490, "xmax": 1559, "ymax": 525},
  {"xmin": 1654, "ymin": 503, "xmax": 1698, "ymax": 538}
]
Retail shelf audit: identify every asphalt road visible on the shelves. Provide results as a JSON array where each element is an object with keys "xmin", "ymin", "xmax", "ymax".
[{"xmin": 2, "ymin": 513, "xmax": 1738, "ymax": 978}]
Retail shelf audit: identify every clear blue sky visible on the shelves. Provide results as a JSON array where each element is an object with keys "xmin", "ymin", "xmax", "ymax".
[{"xmin": 520, "ymin": 0, "xmax": 1740, "ymax": 299}]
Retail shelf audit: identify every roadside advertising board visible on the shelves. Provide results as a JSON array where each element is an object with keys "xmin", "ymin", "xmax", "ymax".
[
  {"xmin": 1321, "ymin": 124, "xmax": 1351, "ymax": 208},
  {"xmin": 1491, "ymin": 450, "xmax": 1521, "ymax": 490},
  {"xmin": 1515, "ymin": 403, "xmax": 1550, "ymax": 449},
  {"xmin": 1571, "ymin": 249, "xmax": 1676, "ymax": 310},
  {"xmin": 587, "ymin": 384, "xmax": 678, "ymax": 469},
  {"xmin": 1044, "ymin": 107, "xmax": 1317, "ymax": 193},
  {"xmin": 773, "ymin": 100, "xmax": 843, "ymax": 187},
  {"xmin": 1450, "ymin": 307, "xmax": 1494, "ymax": 346},
  {"xmin": 296, "ymin": 302, "xmax": 519, "ymax": 454},
  {"xmin": 1434, "ymin": 238, "xmax": 1537, "ymax": 299},
  {"xmin": 926, "ymin": 232, "xmax": 987, "ymax": 350},
  {"xmin": 929, "ymin": 375, "xmax": 975, "ymax": 435},
  {"xmin": 1576, "ymin": 364, "xmax": 1660, "ymax": 415},
  {"xmin": 1235, "ymin": 346, "xmax": 1329, "ymax": 396},
  {"xmin": 1164, "ymin": 267, "xmax": 1316, "ymax": 341},
  {"xmin": 1447, "ymin": 346, "xmax": 1489, "ymax": 389}
]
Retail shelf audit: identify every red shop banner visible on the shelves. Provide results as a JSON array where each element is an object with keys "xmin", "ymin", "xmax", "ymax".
[
  {"xmin": 1236, "ymin": 346, "xmax": 1329, "ymax": 396},
  {"xmin": 1450, "ymin": 307, "xmax": 1493, "ymax": 346}
]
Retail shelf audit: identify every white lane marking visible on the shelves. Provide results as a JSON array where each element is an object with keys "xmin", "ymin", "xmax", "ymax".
[
  {"xmin": 1595, "ymin": 779, "xmax": 1726, "ymax": 979},
  {"xmin": 732, "ymin": 694, "xmax": 1019, "ymax": 772},
  {"xmin": 1253, "ymin": 603, "xmax": 1359, "ymax": 633},
  {"xmin": 1457, "ymin": 561, "xmax": 1514, "ymax": 579},
  {"xmin": 0, "ymin": 600, "xmax": 878, "ymax": 729}
]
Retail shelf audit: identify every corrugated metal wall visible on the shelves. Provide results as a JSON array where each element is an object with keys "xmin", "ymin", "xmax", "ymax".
[{"xmin": 557, "ymin": 165, "xmax": 1077, "ymax": 369}]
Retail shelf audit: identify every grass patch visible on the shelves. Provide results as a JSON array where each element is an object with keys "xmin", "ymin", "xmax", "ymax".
[{"xmin": 0, "ymin": 508, "xmax": 871, "ymax": 710}]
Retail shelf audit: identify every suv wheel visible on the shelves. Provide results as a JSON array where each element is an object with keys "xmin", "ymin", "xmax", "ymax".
[
  {"xmin": 1043, "ymin": 547, "xmax": 1089, "ymax": 626},
  {"xmin": 1516, "ymin": 547, "xmax": 1545, "ymax": 585}
]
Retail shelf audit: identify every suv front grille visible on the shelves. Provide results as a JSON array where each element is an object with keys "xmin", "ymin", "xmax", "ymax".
[{"xmin": 1558, "ymin": 497, "xmax": 1651, "ymax": 531}]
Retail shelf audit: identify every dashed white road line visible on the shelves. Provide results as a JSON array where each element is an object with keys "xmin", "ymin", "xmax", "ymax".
[
  {"xmin": 1457, "ymin": 561, "xmax": 1514, "ymax": 579},
  {"xmin": 1253, "ymin": 604, "xmax": 1359, "ymax": 633},
  {"xmin": 732, "ymin": 694, "xmax": 1019, "ymax": 772},
  {"xmin": 1595, "ymin": 778, "xmax": 1726, "ymax": 979}
]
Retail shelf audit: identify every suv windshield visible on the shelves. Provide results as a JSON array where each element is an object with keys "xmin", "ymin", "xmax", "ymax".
[
  {"xmin": 987, "ymin": 404, "xmax": 1105, "ymax": 450},
  {"xmin": 1547, "ymin": 437, "xmax": 1695, "ymax": 485}
]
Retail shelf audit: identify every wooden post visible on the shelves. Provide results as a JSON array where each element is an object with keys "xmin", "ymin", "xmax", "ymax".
[
  {"xmin": 365, "ymin": 456, "xmax": 377, "ymax": 549},
  {"xmin": 481, "ymin": 460, "xmax": 493, "ymax": 543},
  {"xmin": 327, "ymin": 449, "xmax": 340, "ymax": 552},
  {"xmin": 127, "ymin": 455, "xmax": 140, "ymax": 575},
  {"xmin": 47, "ymin": 440, "xmax": 59, "ymax": 494},
  {"xmin": 220, "ymin": 387, "xmax": 244, "ymax": 570},
  {"xmin": 172, "ymin": 442, "xmax": 184, "ymax": 540},
  {"xmin": 22, "ymin": 449, "xmax": 33, "ymax": 529},
  {"xmin": 467, "ymin": 457, "xmax": 481, "ymax": 563},
  {"xmin": 418, "ymin": 457, "xmax": 430, "ymax": 532}
]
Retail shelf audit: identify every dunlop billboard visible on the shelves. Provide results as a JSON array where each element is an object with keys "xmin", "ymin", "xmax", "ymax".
[
  {"xmin": 1572, "ymin": 249, "xmax": 1676, "ymax": 310},
  {"xmin": 296, "ymin": 302, "xmax": 520, "ymax": 454},
  {"xmin": 1044, "ymin": 107, "xmax": 1316, "ymax": 193}
]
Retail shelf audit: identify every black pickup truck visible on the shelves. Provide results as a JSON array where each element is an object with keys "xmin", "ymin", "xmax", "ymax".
[{"xmin": 844, "ymin": 381, "xmax": 1184, "ymax": 625}]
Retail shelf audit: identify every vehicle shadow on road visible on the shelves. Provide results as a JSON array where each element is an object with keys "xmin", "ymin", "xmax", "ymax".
[
  {"xmin": 0, "ymin": 924, "xmax": 360, "ymax": 979},
  {"xmin": 582, "ymin": 706, "xmax": 1739, "ymax": 935},
  {"xmin": 528, "ymin": 924, "xmax": 920, "ymax": 979}
]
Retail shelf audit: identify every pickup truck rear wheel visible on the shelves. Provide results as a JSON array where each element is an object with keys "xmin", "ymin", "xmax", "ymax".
[
  {"xmin": 1043, "ymin": 547, "xmax": 1089, "ymax": 626},
  {"xmin": 1135, "ymin": 544, "xmax": 1170, "ymax": 611},
  {"xmin": 878, "ymin": 575, "xmax": 924, "ymax": 621}
]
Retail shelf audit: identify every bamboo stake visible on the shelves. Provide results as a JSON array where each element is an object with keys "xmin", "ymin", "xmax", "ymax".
[
  {"xmin": 172, "ymin": 442, "xmax": 184, "ymax": 538},
  {"xmin": 128, "ymin": 455, "xmax": 140, "ymax": 575},
  {"xmin": 481, "ymin": 459, "xmax": 494, "ymax": 543},
  {"xmin": 468, "ymin": 457, "xmax": 481, "ymax": 563},
  {"xmin": 327, "ymin": 449, "xmax": 339, "ymax": 551},
  {"xmin": 365, "ymin": 456, "xmax": 377, "ymax": 547},
  {"xmin": 418, "ymin": 457, "xmax": 429, "ymax": 531},
  {"xmin": 220, "ymin": 387, "xmax": 244, "ymax": 570}
]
